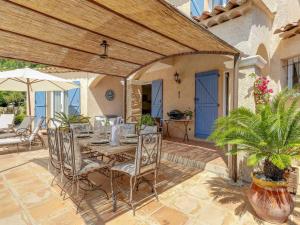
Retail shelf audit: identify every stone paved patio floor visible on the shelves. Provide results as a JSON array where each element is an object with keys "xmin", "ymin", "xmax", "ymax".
[{"xmin": 0, "ymin": 149, "xmax": 299, "ymax": 225}]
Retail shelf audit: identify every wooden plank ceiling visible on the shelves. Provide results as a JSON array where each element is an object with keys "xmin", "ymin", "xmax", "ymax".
[{"xmin": 0, "ymin": 0, "xmax": 239, "ymax": 77}]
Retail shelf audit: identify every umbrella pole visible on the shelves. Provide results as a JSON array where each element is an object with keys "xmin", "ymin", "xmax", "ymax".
[{"xmin": 27, "ymin": 79, "xmax": 32, "ymax": 116}]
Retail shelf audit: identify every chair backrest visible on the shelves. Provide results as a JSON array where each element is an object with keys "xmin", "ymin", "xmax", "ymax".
[
  {"xmin": 29, "ymin": 117, "xmax": 44, "ymax": 141},
  {"xmin": 70, "ymin": 123, "xmax": 91, "ymax": 133},
  {"xmin": 16, "ymin": 116, "xmax": 34, "ymax": 133},
  {"xmin": 47, "ymin": 118, "xmax": 61, "ymax": 167},
  {"xmin": 139, "ymin": 125, "xmax": 158, "ymax": 134},
  {"xmin": 0, "ymin": 114, "xmax": 14, "ymax": 129},
  {"xmin": 121, "ymin": 123, "xmax": 136, "ymax": 137},
  {"xmin": 116, "ymin": 116, "xmax": 124, "ymax": 125},
  {"xmin": 59, "ymin": 129, "xmax": 82, "ymax": 175},
  {"xmin": 134, "ymin": 132, "xmax": 162, "ymax": 175},
  {"xmin": 95, "ymin": 116, "xmax": 107, "ymax": 126}
]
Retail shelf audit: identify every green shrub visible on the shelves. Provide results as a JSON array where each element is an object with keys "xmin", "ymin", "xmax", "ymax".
[{"xmin": 15, "ymin": 113, "xmax": 25, "ymax": 125}]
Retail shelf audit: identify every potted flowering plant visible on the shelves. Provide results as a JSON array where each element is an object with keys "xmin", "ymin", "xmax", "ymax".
[
  {"xmin": 250, "ymin": 73, "xmax": 273, "ymax": 106},
  {"xmin": 209, "ymin": 89, "xmax": 299, "ymax": 223}
]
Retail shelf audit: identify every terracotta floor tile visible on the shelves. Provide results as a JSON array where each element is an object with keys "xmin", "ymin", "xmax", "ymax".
[
  {"xmin": 39, "ymin": 210, "xmax": 85, "ymax": 225},
  {"xmin": 151, "ymin": 206, "xmax": 188, "ymax": 225},
  {"xmin": 0, "ymin": 212, "xmax": 31, "ymax": 225},
  {"xmin": 27, "ymin": 196, "xmax": 68, "ymax": 221},
  {"xmin": 0, "ymin": 193, "xmax": 21, "ymax": 218},
  {"xmin": 136, "ymin": 200, "xmax": 164, "ymax": 216}
]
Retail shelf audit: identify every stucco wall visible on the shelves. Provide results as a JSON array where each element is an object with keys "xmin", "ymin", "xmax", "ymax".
[
  {"xmin": 35, "ymin": 72, "xmax": 123, "ymax": 121},
  {"xmin": 88, "ymin": 76, "xmax": 124, "ymax": 118},
  {"xmin": 135, "ymin": 54, "xmax": 233, "ymax": 140}
]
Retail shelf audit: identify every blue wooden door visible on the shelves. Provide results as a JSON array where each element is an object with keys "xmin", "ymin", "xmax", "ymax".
[
  {"xmin": 151, "ymin": 79, "xmax": 163, "ymax": 119},
  {"xmin": 34, "ymin": 91, "xmax": 46, "ymax": 127},
  {"xmin": 66, "ymin": 81, "xmax": 80, "ymax": 115},
  {"xmin": 195, "ymin": 71, "xmax": 219, "ymax": 138}
]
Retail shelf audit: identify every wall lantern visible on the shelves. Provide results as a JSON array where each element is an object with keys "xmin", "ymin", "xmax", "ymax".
[
  {"xmin": 174, "ymin": 72, "xmax": 181, "ymax": 84},
  {"xmin": 100, "ymin": 40, "xmax": 109, "ymax": 59}
]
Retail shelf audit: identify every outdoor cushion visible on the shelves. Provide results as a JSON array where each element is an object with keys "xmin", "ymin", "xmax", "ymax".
[
  {"xmin": 78, "ymin": 158, "xmax": 107, "ymax": 175},
  {"xmin": 0, "ymin": 137, "xmax": 24, "ymax": 145},
  {"xmin": 111, "ymin": 161, "xmax": 136, "ymax": 176},
  {"xmin": 0, "ymin": 132, "xmax": 18, "ymax": 139}
]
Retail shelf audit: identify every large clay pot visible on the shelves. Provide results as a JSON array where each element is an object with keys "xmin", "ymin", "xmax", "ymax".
[{"xmin": 247, "ymin": 173, "xmax": 294, "ymax": 224}]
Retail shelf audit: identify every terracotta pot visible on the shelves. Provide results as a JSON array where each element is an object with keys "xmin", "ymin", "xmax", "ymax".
[{"xmin": 247, "ymin": 173, "xmax": 294, "ymax": 224}]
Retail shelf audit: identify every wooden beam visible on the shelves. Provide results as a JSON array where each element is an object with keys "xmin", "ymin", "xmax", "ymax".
[
  {"xmin": 0, "ymin": 30, "xmax": 138, "ymax": 77},
  {"xmin": 92, "ymin": 0, "xmax": 239, "ymax": 53},
  {"xmin": 126, "ymin": 51, "xmax": 237, "ymax": 78},
  {"xmin": 1, "ymin": 0, "xmax": 162, "ymax": 65},
  {"xmin": 9, "ymin": 0, "xmax": 193, "ymax": 56}
]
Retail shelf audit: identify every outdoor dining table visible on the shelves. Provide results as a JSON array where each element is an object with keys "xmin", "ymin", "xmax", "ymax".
[{"xmin": 77, "ymin": 134, "xmax": 137, "ymax": 165}]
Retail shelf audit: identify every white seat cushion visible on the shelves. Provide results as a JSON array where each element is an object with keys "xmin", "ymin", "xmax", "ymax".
[
  {"xmin": 111, "ymin": 161, "xmax": 136, "ymax": 176},
  {"xmin": 78, "ymin": 159, "xmax": 107, "ymax": 175}
]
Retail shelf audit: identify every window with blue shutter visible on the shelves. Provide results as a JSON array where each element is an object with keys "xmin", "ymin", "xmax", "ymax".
[
  {"xmin": 34, "ymin": 91, "xmax": 46, "ymax": 127},
  {"xmin": 66, "ymin": 81, "xmax": 80, "ymax": 115},
  {"xmin": 191, "ymin": 0, "xmax": 204, "ymax": 17}
]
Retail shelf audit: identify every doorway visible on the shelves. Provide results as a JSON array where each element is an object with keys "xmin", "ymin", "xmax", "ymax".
[
  {"xmin": 195, "ymin": 70, "xmax": 219, "ymax": 139},
  {"xmin": 142, "ymin": 84, "xmax": 151, "ymax": 115}
]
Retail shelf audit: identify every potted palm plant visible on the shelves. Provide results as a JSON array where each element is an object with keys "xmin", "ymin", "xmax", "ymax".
[{"xmin": 209, "ymin": 89, "xmax": 300, "ymax": 223}]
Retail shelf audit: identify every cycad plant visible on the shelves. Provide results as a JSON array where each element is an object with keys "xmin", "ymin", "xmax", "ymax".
[{"xmin": 209, "ymin": 89, "xmax": 300, "ymax": 181}]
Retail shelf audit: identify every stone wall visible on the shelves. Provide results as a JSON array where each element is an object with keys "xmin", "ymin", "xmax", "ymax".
[{"xmin": 127, "ymin": 83, "xmax": 142, "ymax": 122}]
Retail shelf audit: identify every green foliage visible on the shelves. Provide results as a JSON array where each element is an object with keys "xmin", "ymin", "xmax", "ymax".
[
  {"xmin": 15, "ymin": 112, "xmax": 25, "ymax": 125},
  {"xmin": 138, "ymin": 114, "xmax": 155, "ymax": 128},
  {"xmin": 55, "ymin": 112, "xmax": 90, "ymax": 127},
  {"xmin": 209, "ymin": 89, "xmax": 300, "ymax": 174},
  {"xmin": 0, "ymin": 59, "xmax": 44, "ymax": 71},
  {"xmin": 0, "ymin": 59, "xmax": 44, "ymax": 107},
  {"xmin": 184, "ymin": 109, "xmax": 193, "ymax": 117}
]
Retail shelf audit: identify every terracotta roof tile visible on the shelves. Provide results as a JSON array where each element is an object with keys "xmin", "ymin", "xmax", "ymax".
[
  {"xmin": 274, "ymin": 19, "xmax": 300, "ymax": 39},
  {"xmin": 193, "ymin": 0, "xmax": 247, "ymax": 23}
]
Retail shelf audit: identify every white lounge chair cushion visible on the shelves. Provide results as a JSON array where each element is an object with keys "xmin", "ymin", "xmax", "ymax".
[
  {"xmin": 0, "ymin": 137, "xmax": 24, "ymax": 145},
  {"xmin": 78, "ymin": 159, "xmax": 107, "ymax": 175},
  {"xmin": 0, "ymin": 132, "xmax": 17, "ymax": 139}
]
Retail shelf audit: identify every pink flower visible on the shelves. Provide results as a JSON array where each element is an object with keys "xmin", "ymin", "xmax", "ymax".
[{"xmin": 268, "ymin": 89, "xmax": 273, "ymax": 93}]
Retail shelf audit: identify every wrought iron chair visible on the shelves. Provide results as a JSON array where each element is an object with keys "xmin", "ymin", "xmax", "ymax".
[
  {"xmin": 59, "ymin": 128, "xmax": 109, "ymax": 212},
  {"xmin": 121, "ymin": 123, "xmax": 137, "ymax": 137},
  {"xmin": 110, "ymin": 132, "xmax": 162, "ymax": 215},
  {"xmin": 139, "ymin": 125, "xmax": 158, "ymax": 134},
  {"xmin": 47, "ymin": 118, "xmax": 62, "ymax": 185}
]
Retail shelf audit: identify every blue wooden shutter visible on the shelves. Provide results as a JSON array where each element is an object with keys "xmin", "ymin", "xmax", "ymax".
[
  {"xmin": 195, "ymin": 71, "xmax": 219, "ymax": 138},
  {"xmin": 66, "ymin": 81, "xmax": 80, "ymax": 115},
  {"xmin": 34, "ymin": 91, "xmax": 46, "ymax": 127},
  {"xmin": 151, "ymin": 79, "xmax": 163, "ymax": 119},
  {"xmin": 191, "ymin": 0, "xmax": 204, "ymax": 17}
]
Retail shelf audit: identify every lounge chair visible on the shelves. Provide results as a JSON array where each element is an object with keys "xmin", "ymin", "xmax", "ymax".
[
  {"xmin": 0, "ymin": 114, "xmax": 15, "ymax": 133},
  {"xmin": 0, "ymin": 117, "xmax": 44, "ymax": 152},
  {"xmin": 0, "ymin": 116, "xmax": 34, "ymax": 139}
]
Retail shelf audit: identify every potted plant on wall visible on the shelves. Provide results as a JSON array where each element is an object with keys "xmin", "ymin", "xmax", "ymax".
[
  {"xmin": 184, "ymin": 109, "xmax": 193, "ymax": 120},
  {"xmin": 250, "ymin": 73, "xmax": 273, "ymax": 107},
  {"xmin": 209, "ymin": 89, "xmax": 300, "ymax": 223}
]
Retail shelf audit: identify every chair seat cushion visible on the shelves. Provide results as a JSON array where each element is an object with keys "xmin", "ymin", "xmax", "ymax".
[
  {"xmin": 78, "ymin": 158, "xmax": 107, "ymax": 175},
  {"xmin": 111, "ymin": 161, "xmax": 136, "ymax": 176},
  {"xmin": 0, "ymin": 137, "xmax": 24, "ymax": 145}
]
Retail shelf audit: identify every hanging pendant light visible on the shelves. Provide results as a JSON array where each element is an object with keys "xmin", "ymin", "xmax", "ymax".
[{"xmin": 100, "ymin": 40, "xmax": 109, "ymax": 59}]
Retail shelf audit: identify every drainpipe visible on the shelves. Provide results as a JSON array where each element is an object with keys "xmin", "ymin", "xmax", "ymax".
[
  {"xmin": 123, "ymin": 78, "xmax": 127, "ymax": 123},
  {"xmin": 231, "ymin": 54, "xmax": 241, "ymax": 182}
]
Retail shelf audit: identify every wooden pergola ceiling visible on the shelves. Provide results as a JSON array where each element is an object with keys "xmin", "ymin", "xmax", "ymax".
[{"xmin": 0, "ymin": 0, "xmax": 239, "ymax": 78}]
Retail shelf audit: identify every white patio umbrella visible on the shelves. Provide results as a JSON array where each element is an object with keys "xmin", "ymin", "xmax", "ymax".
[{"xmin": 0, "ymin": 68, "xmax": 79, "ymax": 116}]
